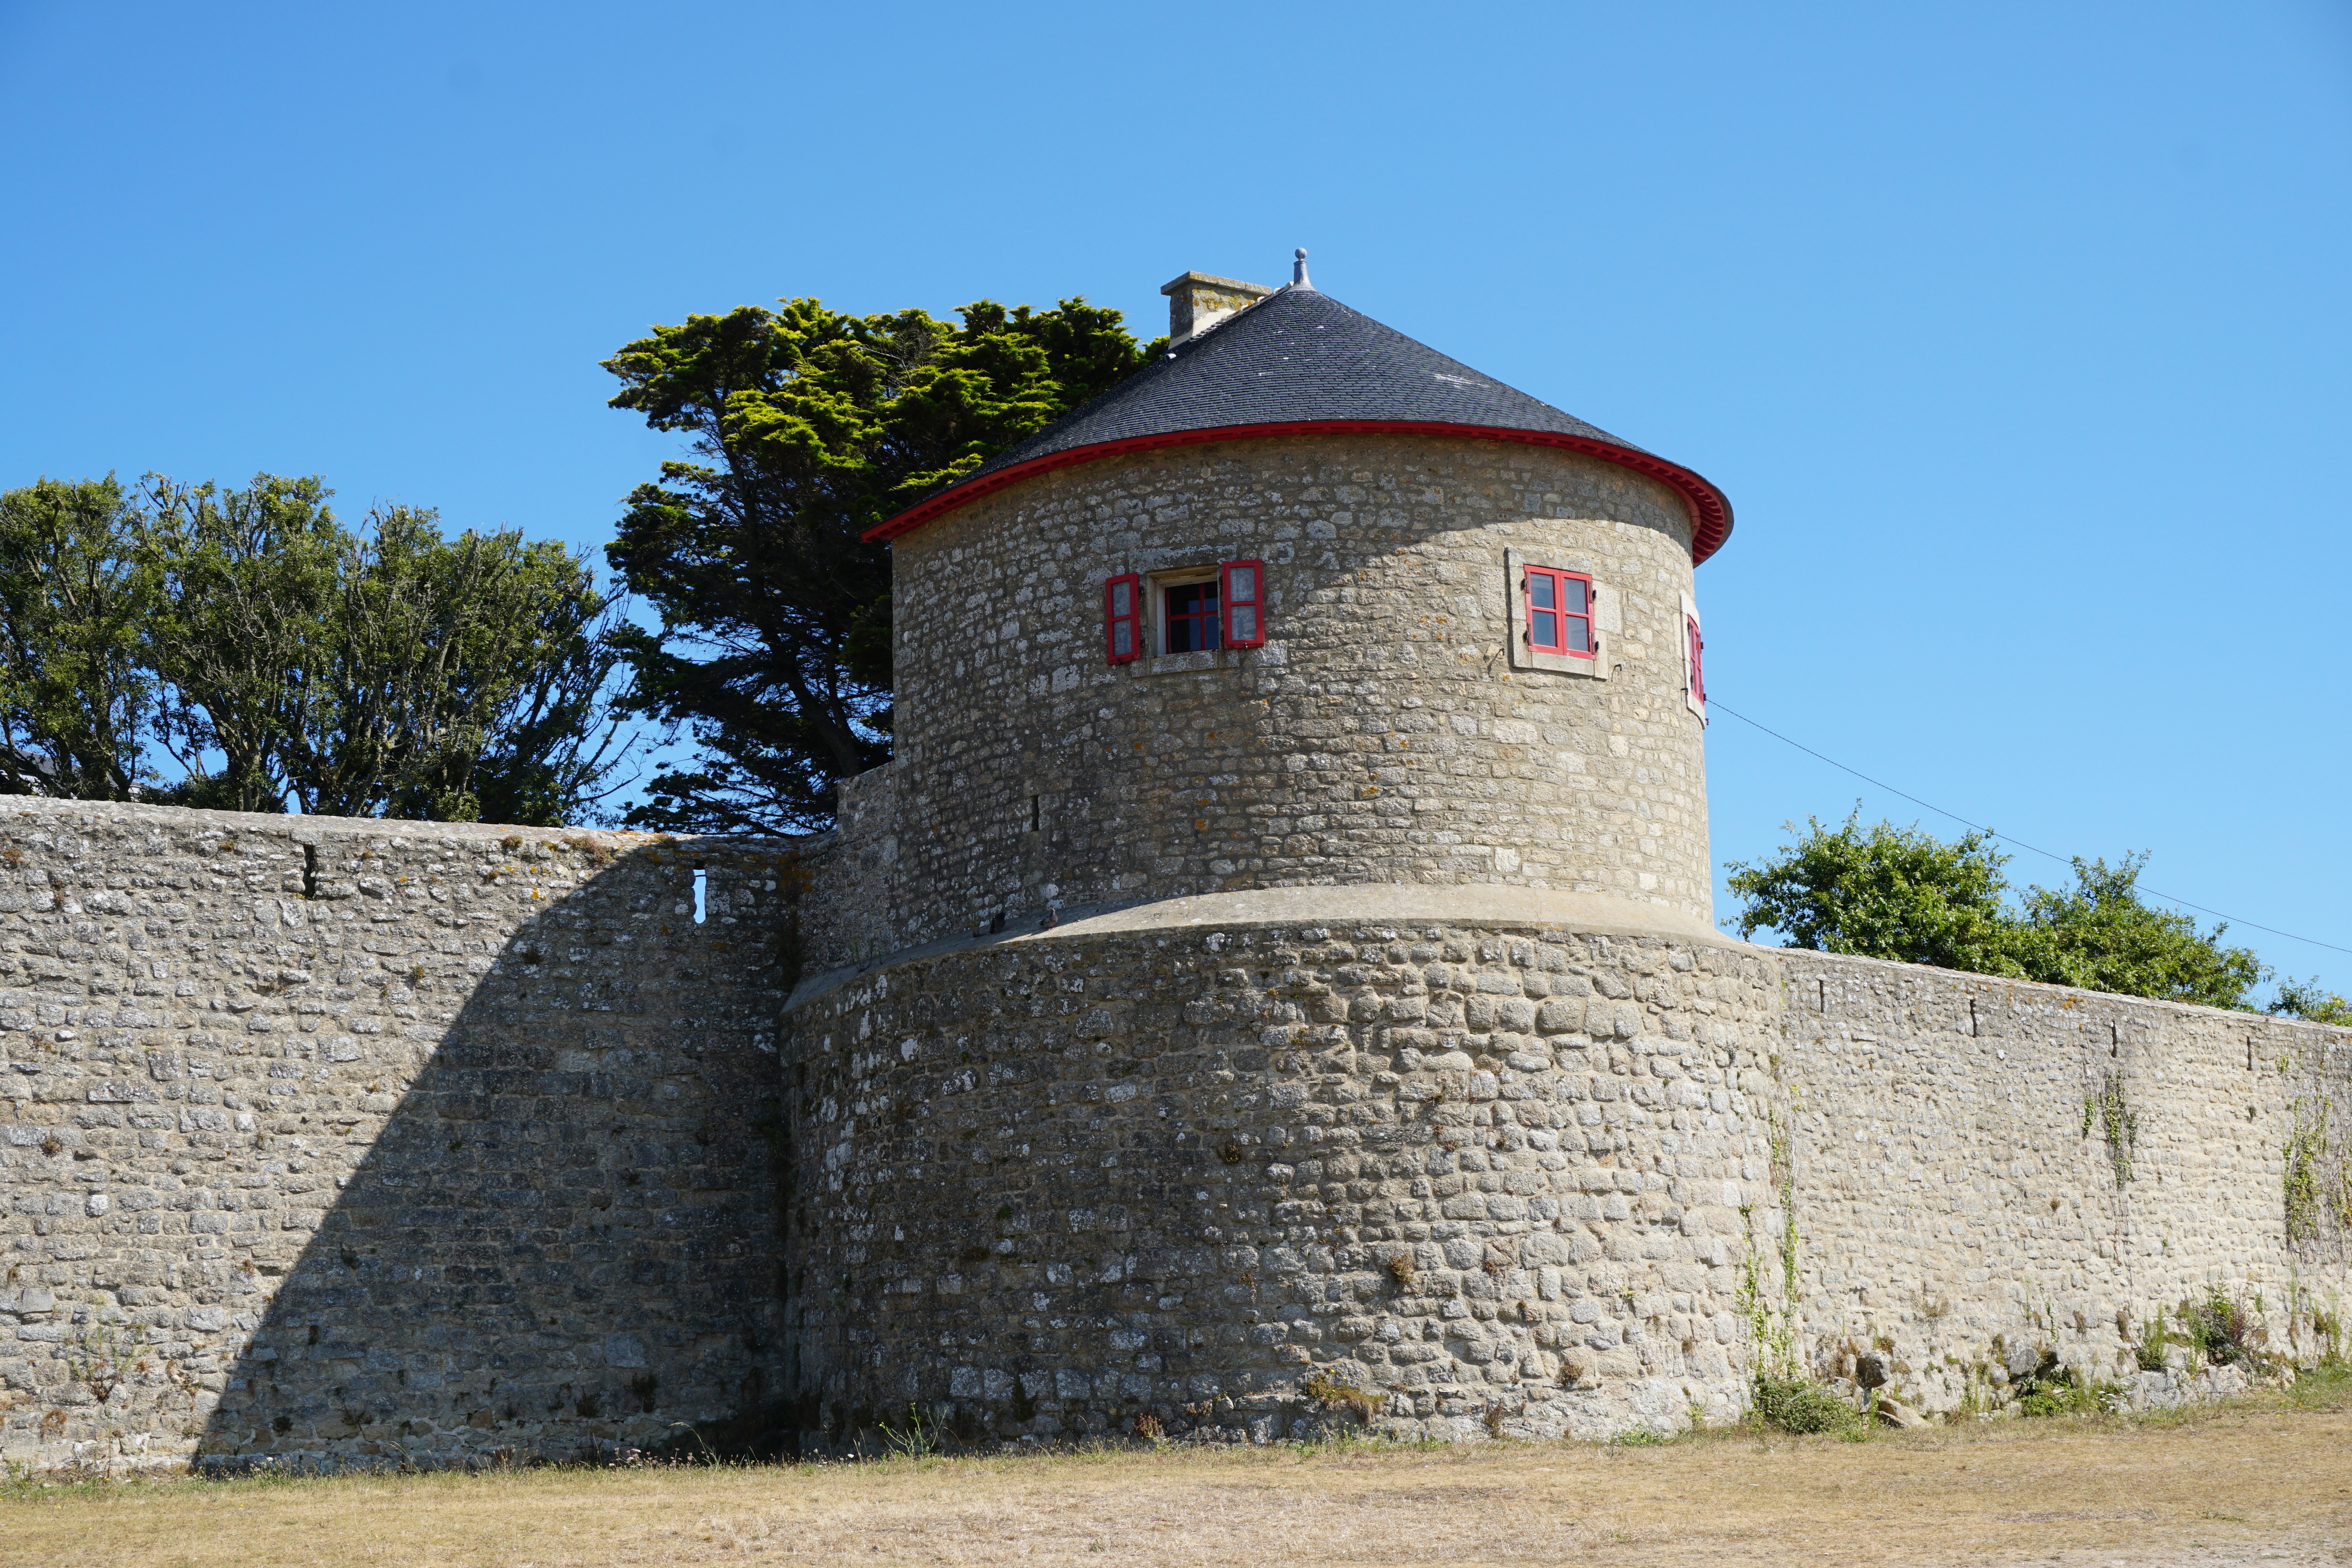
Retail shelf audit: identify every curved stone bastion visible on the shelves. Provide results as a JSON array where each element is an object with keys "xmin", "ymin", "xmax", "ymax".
[{"xmin": 780, "ymin": 891, "xmax": 1789, "ymax": 1446}]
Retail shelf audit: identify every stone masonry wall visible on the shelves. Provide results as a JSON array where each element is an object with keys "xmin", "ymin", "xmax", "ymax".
[
  {"xmin": 1771, "ymin": 951, "xmax": 2352, "ymax": 1416},
  {"xmin": 828, "ymin": 434, "xmax": 1710, "ymax": 969},
  {"xmin": 781, "ymin": 924, "xmax": 2352, "ymax": 1450},
  {"xmin": 6, "ymin": 798, "xmax": 2346, "ymax": 1472},
  {"xmin": 0, "ymin": 800, "xmax": 794, "ymax": 1474},
  {"xmin": 782, "ymin": 916, "xmax": 1787, "ymax": 1447}
]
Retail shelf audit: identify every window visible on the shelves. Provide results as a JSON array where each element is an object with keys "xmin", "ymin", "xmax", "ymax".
[
  {"xmin": 1107, "ymin": 559, "xmax": 1273, "ymax": 664},
  {"xmin": 1521, "ymin": 566, "xmax": 1593, "ymax": 657},
  {"xmin": 1104, "ymin": 573, "xmax": 1142, "ymax": 664},
  {"xmin": 1164, "ymin": 580, "xmax": 1221, "ymax": 652},
  {"xmin": 1681, "ymin": 593, "xmax": 1706, "ymax": 722},
  {"xmin": 1504, "ymin": 547, "xmax": 1610, "ymax": 679},
  {"xmin": 1221, "ymin": 559, "xmax": 1265, "ymax": 648}
]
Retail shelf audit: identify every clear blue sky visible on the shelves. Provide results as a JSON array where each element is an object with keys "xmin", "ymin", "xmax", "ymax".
[{"xmin": 3, "ymin": 1, "xmax": 2347, "ymax": 994}]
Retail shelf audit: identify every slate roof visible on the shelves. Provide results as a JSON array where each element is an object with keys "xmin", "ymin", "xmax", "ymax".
[{"xmin": 866, "ymin": 285, "xmax": 1733, "ymax": 563}]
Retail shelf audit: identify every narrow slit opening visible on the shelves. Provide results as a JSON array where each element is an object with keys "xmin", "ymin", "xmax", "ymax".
[{"xmin": 692, "ymin": 867, "xmax": 707, "ymax": 925}]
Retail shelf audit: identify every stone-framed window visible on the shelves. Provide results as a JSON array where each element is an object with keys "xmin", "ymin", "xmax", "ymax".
[
  {"xmin": 1505, "ymin": 546, "xmax": 1612, "ymax": 680},
  {"xmin": 1109, "ymin": 557, "xmax": 1271, "ymax": 671}
]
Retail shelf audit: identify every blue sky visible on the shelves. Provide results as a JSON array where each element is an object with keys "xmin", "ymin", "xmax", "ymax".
[{"xmin": 2, "ymin": 1, "xmax": 2347, "ymax": 993}]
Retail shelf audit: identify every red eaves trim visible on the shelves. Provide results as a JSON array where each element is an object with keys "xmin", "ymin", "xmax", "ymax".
[{"xmin": 862, "ymin": 420, "xmax": 1735, "ymax": 564}]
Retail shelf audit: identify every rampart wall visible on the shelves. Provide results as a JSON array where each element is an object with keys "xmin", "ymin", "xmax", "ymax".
[
  {"xmin": 778, "ymin": 899, "xmax": 2352, "ymax": 1447},
  {"xmin": 2, "ymin": 801, "xmax": 2346, "ymax": 1472},
  {"xmin": 0, "ymin": 800, "xmax": 795, "ymax": 1474}
]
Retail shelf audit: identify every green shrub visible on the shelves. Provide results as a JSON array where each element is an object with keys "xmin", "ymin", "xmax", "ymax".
[
  {"xmin": 2179, "ymin": 1288, "xmax": 2269, "ymax": 1370},
  {"xmin": 1751, "ymin": 1373, "xmax": 1864, "ymax": 1435}
]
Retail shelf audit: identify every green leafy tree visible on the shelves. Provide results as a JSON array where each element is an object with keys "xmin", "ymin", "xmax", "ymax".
[
  {"xmin": 137, "ymin": 474, "xmax": 342, "ymax": 812},
  {"xmin": 2270, "ymin": 978, "xmax": 2352, "ymax": 1027},
  {"xmin": 0, "ymin": 476, "xmax": 159, "ymax": 798},
  {"xmin": 1724, "ymin": 814, "xmax": 2020, "ymax": 974},
  {"xmin": 141, "ymin": 476, "xmax": 638, "ymax": 823},
  {"xmin": 2004, "ymin": 854, "xmax": 2264, "ymax": 1010},
  {"xmin": 602, "ymin": 295, "xmax": 1157, "ymax": 834},
  {"xmin": 0, "ymin": 471, "xmax": 636, "ymax": 825},
  {"xmin": 1728, "ymin": 812, "xmax": 2269, "ymax": 1009}
]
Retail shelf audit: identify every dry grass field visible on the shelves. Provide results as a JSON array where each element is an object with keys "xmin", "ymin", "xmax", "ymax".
[{"xmin": 4, "ymin": 1388, "xmax": 2348, "ymax": 1568}]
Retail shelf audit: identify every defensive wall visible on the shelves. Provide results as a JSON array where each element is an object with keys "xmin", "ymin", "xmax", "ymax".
[
  {"xmin": 1, "ymin": 798, "xmax": 2346, "ymax": 1472},
  {"xmin": 780, "ymin": 892, "xmax": 2352, "ymax": 1447},
  {"xmin": 0, "ymin": 798, "xmax": 797, "ymax": 1473}
]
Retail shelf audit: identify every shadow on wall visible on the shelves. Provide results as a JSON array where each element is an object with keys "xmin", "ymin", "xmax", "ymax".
[{"xmin": 157, "ymin": 831, "xmax": 798, "ymax": 1468}]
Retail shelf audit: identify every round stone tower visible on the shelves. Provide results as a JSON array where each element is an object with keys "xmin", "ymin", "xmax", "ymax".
[{"xmin": 783, "ymin": 258, "xmax": 1776, "ymax": 1450}]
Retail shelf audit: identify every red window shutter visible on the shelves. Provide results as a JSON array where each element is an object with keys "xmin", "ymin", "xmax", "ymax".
[
  {"xmin": 1104, "ymin": 573, "xmax": 1142, "ymax": 664},
  {"xmin": 1686, "ymin": 615, "xmax": 1706, "ymax": 708},
  {"xmin": 1221, "ymin": 559, "xmax": 1265, "ymax": 648}
]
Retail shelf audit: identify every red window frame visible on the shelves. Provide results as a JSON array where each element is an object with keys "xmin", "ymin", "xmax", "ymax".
[
  {"xmin": 1104, "ymin": 573, "xmax": 1142, "ymax": 664},
  {"xmin": 1521, "ymin": 566, "xmax": 1594, "ymax": 658},
  {"xmin": 1685, "ymin": 613, "xmax": 1706, "ymax": 710},
  {"xmin": 1220, "ymin": 559, "xmax": 1265, "ymax": 648}
]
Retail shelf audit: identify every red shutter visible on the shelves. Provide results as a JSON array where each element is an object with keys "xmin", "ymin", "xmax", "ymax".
[
  {"xmin": 1220, "ymin": 559, "xmax": 1265, "ymax": 648},
  {"xmin": 1104, "ymin": 573, "xmax": 1142, "ymax": 664},
  {"xmin": 1686, "ymin": 615, "xmax": 1706, "ymax": 710}
]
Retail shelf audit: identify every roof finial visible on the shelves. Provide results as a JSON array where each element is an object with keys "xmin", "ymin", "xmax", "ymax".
[{"xmin": 1291, "ymin": 248, "xmax": 1313, "ymax": 291}]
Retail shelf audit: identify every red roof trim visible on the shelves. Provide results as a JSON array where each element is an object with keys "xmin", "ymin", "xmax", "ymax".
[{"xmin": 862, "ymin": 420, "xmax": 1734, "ymax": 564}]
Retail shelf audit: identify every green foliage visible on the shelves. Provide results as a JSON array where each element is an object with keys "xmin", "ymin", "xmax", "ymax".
[
  {"xmin": 2271, "ymin": 978, "xmax": 2352, "ymax": 1027},
  {"xmin": 0, "ymin": 473, "xmax": 637, "ymax": 825},
  {"xmin": 1725, "ymin": 814, "xmax": 2016, "ymax": 973},
  {"xmin": 0, "ymin": 476, "xmax": 159, "ymax": 798},
  {"xmin": 2177, "ymin": 1287, "xmax": 2270, "ymax": 1371},
  {"xmin": 1726, "ymin": 813, "xmax": 2267, "ymax": 1009},
  {"xmin": 1749, "ymin": 1373, "xmax": 1863, "ymax": 1435},
  {"xmin": 600, "ymin": 295, "xmax": 1157, "ymax": 834},
  {"xmin": 2003, "ymin": 854, "xmax": 2264, "ymax": 1009},
  {"xmin": 1300, "ymin": 1368, "xmax": 1384, "ymax": 1424}
]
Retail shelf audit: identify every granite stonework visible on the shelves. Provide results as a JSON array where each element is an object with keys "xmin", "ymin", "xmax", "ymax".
[
  {"xmin": 1770, "ymin": 952, "xmax": 2352, "ymax": 1416},
  {"xmin": 1, "ymin": 797, "xmax": 2345, "ymax": 1472},
  {"xmin": 777, "ymin": 917, "xmax": 2351, "ymax": 1447},
  {"xmin": 782, "ymin": 916, "xmax": 1783, "ymax": 1446},
  {"xmin": 0, "ymin": 798, "xmax": 796, "ymax": 1473},
  {"xmin": 812, "ymin": 434, "xmax": 1713, "ymax": 972}
]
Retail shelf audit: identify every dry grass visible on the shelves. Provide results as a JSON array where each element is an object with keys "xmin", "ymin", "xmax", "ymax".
[{"xmin": 5, "ymin": 1399, "xmax": 2350, "ymax": 1567}]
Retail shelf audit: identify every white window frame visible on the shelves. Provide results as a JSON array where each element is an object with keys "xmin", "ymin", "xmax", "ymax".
[
  {"xmin": 1148, "ymin": 564, "xmax": 1222, "ymax": 657},
  {"xmin": 1505, "ymin": 546, "xmax": 1613, "ymax": 679}
]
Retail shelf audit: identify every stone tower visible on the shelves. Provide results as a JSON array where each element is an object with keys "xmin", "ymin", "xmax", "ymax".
[{"xmin": 784, "ymin": 258, "xmax": 1765, "ymax": 1446}]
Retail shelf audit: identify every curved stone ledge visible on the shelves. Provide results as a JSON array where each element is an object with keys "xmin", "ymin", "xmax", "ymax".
[{"xmin": 786, "ymin": 884, "xmax": 1732, "ymax": 1014}]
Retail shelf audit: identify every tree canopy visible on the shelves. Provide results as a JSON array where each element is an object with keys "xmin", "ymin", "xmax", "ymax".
[
  {"xmin": 1725, "ymin": 813, "xmax": 2268, "ymax": 1010},
  {"xmin": 0, "ymin": 473, "xmax": 637, "ymax": 825},
  {"xmin": 600, "ymin": 295, "xmax": 1158, "ymax": 835}
]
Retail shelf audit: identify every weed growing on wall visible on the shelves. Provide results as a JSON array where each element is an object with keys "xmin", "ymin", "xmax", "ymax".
[
  {"xmin": 2285, "ymin": 1099, "xmax": 2329, "ymax": 1242},
  {"xmin": 1300, "ymin": 1368, "xmax": 1384, "ymax": 1425},
  {"xmin": 2083, "ymin": 1074, "xmax": 2138, "ymax": 1185},
  {"xmin": 2178, "ymin": 1288, "xmax": 2271, "ymax": 1372}
]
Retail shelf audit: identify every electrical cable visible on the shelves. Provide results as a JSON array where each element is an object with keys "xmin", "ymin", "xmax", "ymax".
[{"xmin": 1708, "ymin": 698, "xmax": 2352, "ymax": 961}]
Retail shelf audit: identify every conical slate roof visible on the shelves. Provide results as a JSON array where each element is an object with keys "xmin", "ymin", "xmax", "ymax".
[{"xmin": 866, "ymin": 285, "xmax": 1732, "ymax": 563}]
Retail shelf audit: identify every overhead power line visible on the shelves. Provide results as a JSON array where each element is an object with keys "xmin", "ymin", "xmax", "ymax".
[{"xmin": 1709, "ymin": 698, "xmax": 2352, "ymax": 962}]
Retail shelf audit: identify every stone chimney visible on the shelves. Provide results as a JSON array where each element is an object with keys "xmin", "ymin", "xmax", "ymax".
[{"xmin": 1160, "ymin": 270, "xmax": 1275, "ymax": 345}]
